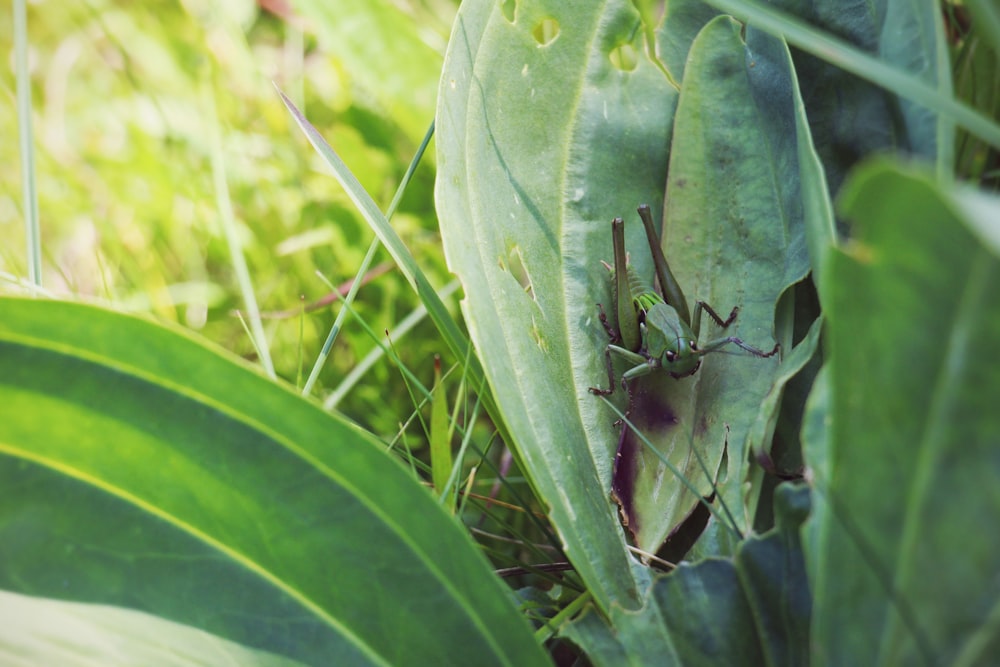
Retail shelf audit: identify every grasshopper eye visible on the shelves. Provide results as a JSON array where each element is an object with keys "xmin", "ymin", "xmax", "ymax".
[
  {"xmin": 690, "ymin": 342, "xmax": 698, "ymax": 352},
  {"xmin": 665, "ymin": 350, "xmax": 676, "ymax": 361}
]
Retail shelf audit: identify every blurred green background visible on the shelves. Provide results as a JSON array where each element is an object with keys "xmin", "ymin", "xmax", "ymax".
[{"xmin": 1, "ymin": 0, "xmax": 462, "ymax": 442}]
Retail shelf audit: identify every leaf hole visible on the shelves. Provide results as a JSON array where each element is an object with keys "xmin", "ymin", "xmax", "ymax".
[
  {"xmin": 532, "ymin": 17, "xmax": 560, "ymax": 46},
  {"xmin": 500, "ymin": 0, "xmax": 516, "ymax": 23},
  {"xmin": 501, "ymin": 244, "xmax": 535, "ymax": 301},
  {"xmin": 609, "ymin": 42, "xmax": 638, "ymax": 71},
  {"xmin": 529, "ymin": 319, "xmax": 548, "ymax": 352}
]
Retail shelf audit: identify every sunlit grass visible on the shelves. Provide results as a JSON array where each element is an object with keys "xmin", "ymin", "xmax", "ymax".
[
  {"xmin": 2, "ymin": 0, "xmax": 560, "ymax": 586},
  {"xmin": 6, "ymin": 1, "xmax": 997, "ymax": 625},
  {"xmin": 2, "ymin": 1, "xmax": 451, "ymax": 444}
]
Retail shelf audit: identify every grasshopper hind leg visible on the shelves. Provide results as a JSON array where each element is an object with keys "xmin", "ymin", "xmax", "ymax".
[
  {"xmin": 589, "ymin": 303, "xmax": 621, "ymax": 395},
  {"xmin": 594, "ymin": 302, "xmax": 620, "ymax": 343},
  {"xmin": 588, "ymin": 345, "xmax": 618, "ymax": 396}
]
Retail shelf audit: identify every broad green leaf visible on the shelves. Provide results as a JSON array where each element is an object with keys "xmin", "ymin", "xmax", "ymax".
[
  {"xmin": 560, "ymin": 0, "xmax": 712, "ymax": 516},
  {"xmin": 615, "ymin": 17, "xmax": 809, "ymax": 551},
  {"xmin": 799, "ymin": 363, "xmax": 830, "ymax": 602},
  {"xmin": 0, "ymin": 298, "xmax": 547, "ymax": 667},
  {"xmin": 436, "ymin": 0, "xmax": 745, "ymax": 609},
  {"xmin": 743, "ymin": 315, "xmax": 822, "ymax": 522},
  {"xmin": 436, "ymin": 0, "xmax": 693, "ymax": 611},
  {"xmin": 0, "ymin": 591, "xmax": 307, "ymax": 667},
  {"xmin": 562, "ymin": 483, "xmax": 812, "ymax": 666},
  {"xmin": 788, "ymin": 36, "xmax": 839, "ymax": 283},
  {"xmin": 710, "ymin": 0, "xmax": 956, "ymax": 192},
  {"xmin": 657, "ymin": 3, "xmax": 724, "ymax": 79},
  {"xmin": 808, "ymin": 161, "xmax": 1000, "ymax": 664}
]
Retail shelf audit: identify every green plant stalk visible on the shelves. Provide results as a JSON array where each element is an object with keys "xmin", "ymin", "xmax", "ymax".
[
  {"xmin": 302, "ymin": 237, "xmax": 380, "ymax": 396},
  {"xmin": 324, "ymin": 280, "xmax": 461, "ymax": 409},
  {"xmin": 304, "ymin": 118, "xmax": 436, "ymax": 397},
  {"xmin": 14, "ymin": 0, "xmax": 41, "ymax": 288},
  {"xmin": 430, "ymin": 356, "xmax": 455, "ymax": 508},
  {"xmin": 536, "ymin": 591, "xmax": 592, "ymax": 644},
  {"xmin": 204, "ymin": 80, "xmax": 275, "ymax": 379}
]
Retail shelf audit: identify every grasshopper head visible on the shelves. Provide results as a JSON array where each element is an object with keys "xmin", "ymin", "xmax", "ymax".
[
  {"xmin": 640, "ymin": 304, "xmax": 702, "ymax": 379},
  {"xmin": 662, "ymin": 336, "xmax": 702, "ymax": 378}
]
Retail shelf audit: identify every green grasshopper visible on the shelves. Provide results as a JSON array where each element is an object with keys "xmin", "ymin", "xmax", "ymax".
[{"xmin": 589, "ymin": 205, "xmax": 779, "ymax": 395}]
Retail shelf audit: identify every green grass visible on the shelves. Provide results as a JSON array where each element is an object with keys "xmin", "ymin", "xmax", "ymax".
[
  {"xmin": 2, "ymin": 0, "xmax": 452, "ymax": 444},
  {"xmin": 1, "ymin": 0, "xmax": 563, "ymax": 602},
  {"xmin": 4, "ymin": 1, "xmax": 1000, "ymax": 664}
]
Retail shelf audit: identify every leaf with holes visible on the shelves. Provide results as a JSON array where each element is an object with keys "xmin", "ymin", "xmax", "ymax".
[
  {"xmin": 438, "ymin": 2, "xmax": 812, "ymax": 588},
  {"xmin": 435, "ymin": 0, "xmax": 814, "ymax": 604},
  {"xmin": 437, "ymin": 0, "xmax": 700, "ymax": 611}
]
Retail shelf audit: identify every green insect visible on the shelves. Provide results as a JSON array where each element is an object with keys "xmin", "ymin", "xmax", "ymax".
[{"xmin": 589, "ymin": 204, "xmax": 779, "ymax": 395}]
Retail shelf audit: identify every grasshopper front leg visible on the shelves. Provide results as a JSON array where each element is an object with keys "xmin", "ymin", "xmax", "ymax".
[
  {"xmin": 691, "ymin": 300, "xmax": 780, "ymax": 358},
  {"xmin": 692, "ymin": 301, "xmax": 738, "ymax": 336},
  {"xmin": 589, "ymin": 301, "xmax": 647, "ymax": 395},
  {"xmin": 589, "ymin": 303, "xmax": 624, "ymax": 395},
  {"xmin": 698, "ymin": 335, "xmax": 780, "ymax": 358},
  {"xmin": 589, "ymin": 342, "xmax": 651, "ymax": 395}
]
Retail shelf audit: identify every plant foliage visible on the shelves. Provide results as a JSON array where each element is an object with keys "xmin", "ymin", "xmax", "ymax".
[{"xmin": 3, "ymin": 0, "xmax": 1000, "ymax": 664}]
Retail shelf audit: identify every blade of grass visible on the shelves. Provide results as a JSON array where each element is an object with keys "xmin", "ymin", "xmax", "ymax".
[
  {"xmin": 430, "ymin": 356, "xmax": 455, "ymax": 507},
  {"xmin": 302, "ymin": 237, "xmax": 380, "ymax": 396},
  {"xmin": 14, "ymin": 0, "xmax": 41, "ymax": 288},
  {"xmin": 302, "ymin": 119, "xmax": 435, "ymax": 397},
  {"xmin": 324, "ymin": 280, "xmax": 461, "ymax": 409},
  {"xmin": 443, "ymin": 383, "xmax": 488, "ymax": 516},
  {"xmin": 203, "ymin": 79, "xmax": 275, "ymax": 379},
  {"xmin": 598, "ymin": 396, "xmax": 744, "ymax": 543},
  {"xmin": 277, "ymin": 88, "xmax": 516, "ymax": 456},
  {"xmin": 314, "ymin": 270, "xmax": 435, "ymax": 406},
  {"xmin": 706, "ymin": 0, "xmax": 1000, "ymax": 150}
]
